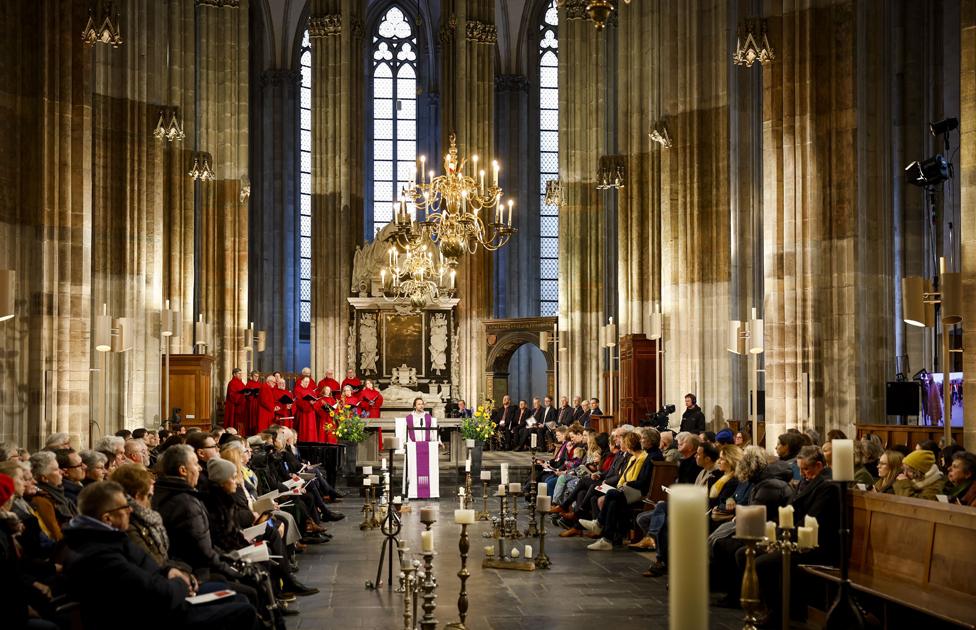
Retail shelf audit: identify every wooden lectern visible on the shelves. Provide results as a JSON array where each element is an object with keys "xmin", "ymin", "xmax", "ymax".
[
  {"xmin": 162, "ymin": 354, "xmax": 214, "ymax": 430},
  {"xmin": 619, "ymin": 334, "xmax": 659, "ymax": 426}
]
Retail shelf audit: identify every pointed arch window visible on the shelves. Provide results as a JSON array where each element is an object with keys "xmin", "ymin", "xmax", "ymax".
[
  {"xmin": 299, "ymin": 28, "xmax": 312, "ymax": 336},
  {"xmin": 368, "ymin": 5, "xmax": 418, "ymax": 238},
  {"xmin": 538, "ymin": 1, "xmax": 559, "ymax": 317}
]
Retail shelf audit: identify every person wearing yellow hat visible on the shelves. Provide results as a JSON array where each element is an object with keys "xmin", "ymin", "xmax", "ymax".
[{"xmin": 892, "ymin": 448, "xmax": 946, "ymax": 501}]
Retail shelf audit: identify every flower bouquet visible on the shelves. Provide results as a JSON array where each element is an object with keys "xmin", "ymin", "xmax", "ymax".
[
  {"xmin": 333, "ymin": 403, "xmax": 369, "ymax": 443},
  {"xmin": 460, "ymin": 399, "xmax": 497, "ymax": 442}
]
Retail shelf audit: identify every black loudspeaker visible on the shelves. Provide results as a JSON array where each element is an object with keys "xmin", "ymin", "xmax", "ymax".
[{"xmin": 886, "ymin": 381, "xmax": 921, "ymax": 416}]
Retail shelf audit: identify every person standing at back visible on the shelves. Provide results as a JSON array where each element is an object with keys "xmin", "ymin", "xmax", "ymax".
[{"xmin": 679, "ymin": 393, "xmax": 706, "ymax": 433}]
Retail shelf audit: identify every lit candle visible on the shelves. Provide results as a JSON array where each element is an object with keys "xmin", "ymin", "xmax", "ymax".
[
  {"xmin": 420, "ymin": 155, "xmax": 426, "ymax": 184},
  {"xmin": 536, "ymin": 495, "xmax": 551, "ymax": 513},
  {"xmin": 381, "ymin": 457, "xmax": 388, "ymax": 470},
  {"xmin": 492, "ymin": 160, "xmax": 499, "ymax": 187},
  {"xmin": 370, "ymin": 475, "xmax": 379, "ymax": 485},
  {"xmin": 449, "ymin": 270, "xmax": 456, "ymax": 290},
  {"xmin": 507, "ymin": 199, "xmax": 513, "ymax": 226},
  {"xmin": 497, "ymin": 483, "xmax": 506, "ymax": 496},
  {"xmin": 765, "ymin": 521, "xmax": 777, "ymax": 540},
  {"xmin": 797, "ymin": 526, "xmax": 816, "ymax": 549},
  {"xmin": 465, "ymin": 459, "xmax": 471, "ymax": 472},
  {"xmin": 420, "ymin": 507, "xmax": 437, "ymax": 523},
  {"xmin": 537, "ymin": 482, "xmax": 547, "ymax": 497},
  {"xmin": 363, "ymin": 466, "xmax": 373, "ymax": 476},
  {"xmin": 668, "ymin": 485, "xmax": 708, "ymax": 630},
  {"xmin": 383, "ymin": 436, "xmax": 404, "ymax": 451},
  {"xmin": 480, "ymin": 470, "xmax": 491, "ymax": 481},
  {"xmin": 421, "ymin": 530, "xmax": 434, "ymax": 552},
  {"xmin": 778, "ymin": 505, "xmax": 794, "ymax": 529},
  {"xmin": 479, "ymin": 169, "xmax": 485, "ymax": 194},
  {"xmin": 380, "ymin": 268, "xmax": 387, "ymax": 287},
  {"xmin": 500, "ymin": 463, "xmax": 509, "ymax": 485},
  {"xmin": 471, "ymin": 154, "xmax": 478, "ymax": 179},
  {"xmin": 508, "ymin": 482, "xmax": 521, "ymax": 494},
  {"xmin": 364, "ymin": 478, "xmax": 371, "ymax": 486},
  {"xmin": 734, "ymin": 505, "xmax": 766, "ymax": 540},
  {"xmin": 831, "ymin": 439, "xmax": 855, "ymax": 481},
  {"xmin": 530, "ymin": 434, "xmax": 537, "ymax": 449},
  {"xmin": 454, "ymin": 509, "xmax": 476, "ymax": 524},
  {"xmin": 804, "ymin": 514, "xmax": 819, "ymax": 544},
  {"xmin": 524, "ymin": 545, "xmax": 533, "ymax": 559}
]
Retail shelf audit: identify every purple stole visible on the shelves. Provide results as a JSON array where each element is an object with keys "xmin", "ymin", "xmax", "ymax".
[{"xmin": 407, "ymin": 412, "xmax": 433, "ymax": 498}]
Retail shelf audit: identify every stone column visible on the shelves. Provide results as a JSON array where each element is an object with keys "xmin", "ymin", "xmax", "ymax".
[
  {"xmin": 309, "ymin": 0, "xmax": 365, "ymax": 377},
  {"xmin": 961, "ymin": 0, "xmax": 976, "ymax": 449},
  {"xmin": 439, "ymin": 0, "xmax": 496, "ymax": 402}
]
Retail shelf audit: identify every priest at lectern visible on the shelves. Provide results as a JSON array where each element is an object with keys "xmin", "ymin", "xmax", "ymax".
[{"xmin": 405, "ymin": 397, "xmax": 439, "ymax": 499}]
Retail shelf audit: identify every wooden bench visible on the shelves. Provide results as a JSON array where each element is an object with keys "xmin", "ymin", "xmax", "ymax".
[
  {"xmin": 802, "ymin": 490, "xmax": 976, "ymax": 629},
  {"xmin": 856, "ymin": 423, "xmax": 964, "ymax": 451},
  {"xmin": 626, "ymin": 461, "xmax": 679, "ymax": 540}
]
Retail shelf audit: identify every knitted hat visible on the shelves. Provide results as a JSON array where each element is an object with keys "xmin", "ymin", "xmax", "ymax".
[
  {"xmin": 903, "ymin": 449, "xmax": 935, "ymax": 474},
  {"xmin": 0, "ymin": 473, "xmax": 14, "ymax": 506},
  {"xmin": 208, "ymin": 458, "xmax": 238, "ymax": 484},
  {"xmin": 715, "ymin": 429, "xmax": 735, "ymax": 445}
]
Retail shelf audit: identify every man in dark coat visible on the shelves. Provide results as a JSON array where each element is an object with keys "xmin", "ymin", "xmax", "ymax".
[
  {"xmin": 63, "ymin": 480, "xmax": 256, "ymax": 630},
  {"xmin": 679, "ymin": 393, "xmax": 707, "ymax": 433}
]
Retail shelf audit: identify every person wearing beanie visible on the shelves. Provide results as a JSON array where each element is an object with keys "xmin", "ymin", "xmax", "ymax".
[
  {"xmin": 893, "ymin": 449, "xmax": 945, "ymax": 501},
  {"xmin": 715, "ymin": 429, "xmax": 734, "ymax": 445}
]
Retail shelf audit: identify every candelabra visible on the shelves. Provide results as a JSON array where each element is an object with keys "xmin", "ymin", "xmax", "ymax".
[
  {"xmin": 526, "ymin": 449, "xmax": 539, "ymax": 537},
  {"xmin": 380, "ymin": 239, "xmax": 456, "ymax": 310},
  {"xmin": 367, "ymin": 446, "xmax": 402, "ymax": 589},
  {"xmin": 534, "ymin": 498, "xmax": 552, "ymax": 569},
  {"xmin": 418, "ymin": 510, "xmax": 438, "ymax": 630},
  {"xmin": 824, "ymin": 481, "xmax": 865, "ymax": 629},
  {"xmin": 444, "ymin": 523, "xmax": 471, "ymax": 630},
  {"xmin": 477, "ymin": 479, "xmax": 491, "ymax": 520},
  {"xmin": 736, "ymin": 527, "xmax": 814, "ymax": 630},
  {"xmin": 738, "ymin": 540, "xmax": 762, "ymax": 630},
  {"xmin": 508, "ymin": 491, "xmax": 524, "ymax": 540},
  {"xmin": 482, "ymin": 490, "xmax": 535, "ymax": 571},
  {"xmin": 464, "ymin": 471, "xmax": 473, "ymax": 510}
]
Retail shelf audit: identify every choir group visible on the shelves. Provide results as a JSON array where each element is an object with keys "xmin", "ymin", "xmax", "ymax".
[{"xmin": 221, "ymin": 368, "xmax": 384, "ymax": 444}]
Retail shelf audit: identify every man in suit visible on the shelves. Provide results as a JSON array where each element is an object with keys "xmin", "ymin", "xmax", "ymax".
[
  {"xmin": 572, "ymin": 396, "xmax": 586, "ymax": 423},
  {"xmin": 557, "ymin": 396, "xmax": 574, "ymax": 426},
  {"xmin": 513, "ymin": 400, "xmax": 533, "ymax": 451},
  {"xmin": 492, "ymin": 396, "xmax": 518, "ymax": 450},
  {"xmin": 582, "ymin": 397, "xmax": 603, "ymax": 428}
]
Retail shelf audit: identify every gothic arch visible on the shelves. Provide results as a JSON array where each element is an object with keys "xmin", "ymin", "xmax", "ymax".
[{"xmin": 483, "ymin": 317, "xmax": 558, "ymax": 402}]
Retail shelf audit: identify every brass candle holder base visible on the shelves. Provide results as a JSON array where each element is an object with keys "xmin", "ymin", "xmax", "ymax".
[
  {"xmin": 534, "ymin": 505, "xmax": 551, "ymax": 569},
  {"xmin": 476, "ymin": 481, "xmax": 491, "ymax": 520},
  {"xmin": 481, "ymin": 558, "xmax": 536, "ymax": 571}
]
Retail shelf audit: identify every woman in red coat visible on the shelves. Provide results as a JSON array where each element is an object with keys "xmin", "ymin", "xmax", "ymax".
[
  {"xmin": 360, "ymin": 379, "xmax": 384, "ymax": 449},
  {"xmin": 256, "ymin": 374, "xmax": 279, "ymax": 432},
  {"xmin": 294, "ymin": 373, "xmax": 319, "ymax": 442}
]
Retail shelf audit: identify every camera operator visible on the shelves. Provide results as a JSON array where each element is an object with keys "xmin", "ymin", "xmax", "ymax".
[{"xmin": 679, "ymin": 394, "xmax": 706, "ymax": 433}]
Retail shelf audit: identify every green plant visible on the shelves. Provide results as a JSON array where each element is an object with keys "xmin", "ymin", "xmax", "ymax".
[
  {"xmin": 459, "ymin": 399, "xmax": 496, "ymax": 442},
  {"xmin": 333, "ymin": 404, "xmax": 368, "ymax": 443}
]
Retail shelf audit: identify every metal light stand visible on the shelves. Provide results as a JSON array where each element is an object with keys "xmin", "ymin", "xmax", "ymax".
[
  {"xmin": 508, "ymin": 491, "xmax": 524, "ymax": 540},
  {"xmin": 444, "ymin": 523, "xmax": 470, "ymax": 630},
  {"xmin": 477, "ymin": 479, "xmax": 491, "ymax": 520},
  {"xmin": 737, "ymin": 538, "xmax": 762, "ymax": 630},
  {"xmin": 534, "ymin": 499, "xmax": 551, "ymax": 569},
  {"xmin": 526, "ymin": 448, "xmax": 539, "ymax": 537},
  {"xmin": 367, "ymin": 447, "xmax": 402, "ymax": 589},
  {"xmin": 418, "ymin": 508, "xmax": 438, "ymax": 630},
  {"xmin": 824, "ymin": 480, "xmax": 865, "ymax": 629}
]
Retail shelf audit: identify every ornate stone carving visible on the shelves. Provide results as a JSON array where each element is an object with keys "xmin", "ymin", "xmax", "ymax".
[
  {"xmin": 351, "ymin": 16, "xmax": 365, "ymax": 41},
  {"xmin": 359, "ymin": 313, "xmax": 379, "ymax": 374},
  {"xmin": 391, "ymin": 364, "xmax": 419, "ymax": 387},
  {"xmin": 429, "ymin": 313, "xmax": 449, "ymax": 375},
  {"xmin": 451, "ymin": 324, "xmax": 460, "ymax": 399},
  {"xmin": 565, "ymin": 0, "xmax": 588, "ymax": 20},
  {"xmin": 465, "ymin": 20, "xmax": 497, "ymax": 44},
  {"xmin": 495, "ymin": 74, "xmax": 529, "ymax": 93},
  {"xmin": 351, "ymin": 223, "xmax": 396, "ymax": 295},
  {"xmin": 309, "ymin": 14, "xmax": 342, "ymax": 38},
  {"xmin": 346, "ymin": 317, "xmax": 357, "ymax": 371},
  {"xmin": 438, "ymin": 14, "xmax": 457, "ymax": 46}
]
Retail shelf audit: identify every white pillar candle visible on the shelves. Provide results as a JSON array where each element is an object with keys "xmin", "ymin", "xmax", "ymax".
[
  {"xmin": 384, "ymin": 472, "xmax": 390, "ymax": 485},
  {"xmin": 804, "ymin": 514, "xmax": 819, "ymax": 544},
  {"xmin": 363, "ymin": 466, "xmax": 373, "ymax": 475},
  {"xmin": 466, "ymin": 438, "xmax": 476, "ymax": 448},
  {"xmin": 370, "ymin": 475, "xmax": 379, "ymax": 485},
  {"xmin": 797, "ymin": 526, "xmax": 816, "ymax": 549},
  {"xmin": 454, "ymin": 509, "xmax": 476, "ymax": 524},
  {"xmin": 734, "ymin": 505, "xmax": 766, "ymax": 540},
  {"xmin": 421, "ymin": 531, "xmax": 435, "ymax": 552},
  {"xmin": 383, "ymin": 436, "xmax": 403, "ymax": 451},
  {"xmin": 500, "ymin": 463, "xmax": 509, "ymax": 485},
  {"xmin": 458, "ymin": 487, "xmax": 466, "ymax": 496},
  {"xmin": 537, "ymin": 482, "xmax": 548, "ymax": 497},
  {"xmin": 508, "ymin": 482, "xmax": 521, "ymax": 494},
  {"xmin": 480, "ymin": 471, "xmax": 491, "ymax": 481},
  {"xmin": 524, "ymin": 545, "xmax": 533, "ymax": 559},
  {"xmin": 465, "ymin": 459, "xmax": 471, "ymax": 472},
  {"xmin": 394, "ymin": 495, "xmax": 403, "ymax": 504},
  {"xmin": 778, "ymin": 505, "xmax": 794, "ymax": 529},
  {"xmin": 498, "ymin": 483, "xmax": 506, "ymax": 496},
  {"xmin": 831, "ymin": 439, "xmax": 855, "ymax": 481},
  {"xmin": 668, "ymin": 485, "xmax": 708, "ymax": 630},
  {"xmin": 530, "ymin": 433, "xmax": 537, "ymax": 449},
  {"xmin": 381, "ymin": 458, "xmax": 388, "ymax": 470},
  {"xmin": 536, "ymin": 495, "xmax": 551, "ymax": 513},
  {"xmin": 363, "ymin": 478, "xmax": 371, "ymax": 486},
  {"xmin": 420, "ymin": 507, "xmax": 437, "ymax": 523},
  {"xmin": 765, "ymin": 521, "xmax": 777, "ymax": 541},
  {"xmin": 510, "ymin": 548, "xmax": 520, "ymax": 558}
]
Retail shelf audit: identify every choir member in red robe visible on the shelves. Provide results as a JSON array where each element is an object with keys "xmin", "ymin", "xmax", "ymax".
[
  {"xmin": 242, "ymin": 371, "xmax": 261, "ymax": 436},
  {"xmin": 294, "ymin": 369, "xmax": 320, "ymax": 442},
  {"xmin": 340, "ymin": 384, "xmax": 361, "ymax": 412},
  {"xmin": 360, "ymin": 378, "xmax": 384, "ymax": 450},
  {"xmin": 341, "ymin": 369, "xmax": 363, "ymax": 394},
  {"xmin": 315, "ymin": 386, "xmax": 339, "ymax": 444},
  {"xmin": 317, "ymin": 369, "xmax": 340, "ymax": 396},
  {"xmin": 273, "ymin": 371, "xmax": 294, "ymax": 429},
  {"xmin": 224, "ymin": 368, "xmax": 245, "ymax": 430},
  {"xmin": 257, "ymin": 374, "xmax": 279, "ymax": 432}
]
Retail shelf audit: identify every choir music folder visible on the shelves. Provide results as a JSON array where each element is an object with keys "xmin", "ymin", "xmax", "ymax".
[
  {"xmin": 278, "ymin": 394, "xmax": 294, "ymax": 405},
  {"xmin": 303, "ymin": 394, "xmax": 320, "ymax": 402}
]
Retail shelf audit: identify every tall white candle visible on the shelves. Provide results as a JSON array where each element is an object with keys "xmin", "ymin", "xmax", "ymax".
[
  {"xmin": 734, "ymin": 505, "xmax": 766, "ymax": 540},
  {"xmin": 458, "ymin": 487, "xmax": 465, "ymax": 496},
  {"xmin": 668, "ymin": 485, "xmax": 708, "ymax": 630},
  {"xmin": 524, "ymin": 545, "xmax": 533, "ymax": 559},
  {"xmin": 421, "ymin": 531, "xmax": 434, "ymax": 552},
  {"xmin": 454, "ymin": 509, "xmax": 476, "ymax": 524},
  {"xmin": 530, "ymin": 434, "xmax": 537, "ymax": 449},
  {"xmin": 538, "ymin": 482, "xmax": 548, "ymax": 497},
  {"xmin": 480, "ymin": 471, "xmax": 491, "ymax": 481},
  {"xmin": 536, "ymin": 495, "xmax": 551, "ymax": 513},
  {"xmin": 500, "ymin": 463, "xmax": 509, "ymax": 485},
  {"xmin": 804, "ymin": 514, "xmax": 819, "ymax": 544},
  {"xmin": 363, "ymin": 466, "xmax": 373, "ymax": 475},
  {"xmin": 465, "ymin": 459, "xmax": 471, "ymax": 472},
  {"xmin": 778, "ymin": 505, "xmax": 794, "ymax": 529},
  {"xmin": 831, "ymin": 439, "xmax": 855, "ymax": 481}
]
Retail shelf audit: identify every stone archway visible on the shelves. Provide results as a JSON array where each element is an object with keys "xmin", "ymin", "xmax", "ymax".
[{"xmin": 483, "ymin": 317, "xmax": 558, "ymax": 404}]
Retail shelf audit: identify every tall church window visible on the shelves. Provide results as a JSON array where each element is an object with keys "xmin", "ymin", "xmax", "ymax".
[
  {"xmin": 539, "ymin": 1, "xmax": 559, "ymax": 316},
  {"xmin": 368, "ymin": 5, "xmax": 418, "ymax": 238},
  {"xmin": 299, "ymin": 29, "xmax": 312, "ymax": 338}
]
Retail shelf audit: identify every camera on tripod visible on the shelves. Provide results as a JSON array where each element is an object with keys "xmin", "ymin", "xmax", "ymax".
[{"xmin": 642, "ymin": 403, "xmax": 676, "ymax": 430}]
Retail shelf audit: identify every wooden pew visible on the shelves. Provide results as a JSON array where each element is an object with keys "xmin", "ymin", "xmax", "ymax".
[
  {"xmin": 628, "ymin": 460, "xmax": 678, "ymax": 541},
  {"xmin": 803, "ymin": 490, "xmax": 976, "ymax": 628},
  {"xmin": 856, "ymin": 423, "xmax": 964, "ymax": 451}
]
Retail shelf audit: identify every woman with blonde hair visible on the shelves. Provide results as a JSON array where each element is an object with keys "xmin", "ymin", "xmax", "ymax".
[{"xmin": 873, "ymin": 449, "xmax": 903, "ymax": 494}]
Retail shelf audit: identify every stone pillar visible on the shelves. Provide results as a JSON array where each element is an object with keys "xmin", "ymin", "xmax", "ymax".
[
  {"xmin": 439, "ymin": 0, "xmax": 496, "ymax": 402},
  {"xmin": 309, "ymin": 0, "xmax": 365, "ymax": 377},
  {"xmin": 961, "ymin": 0, "xmax": 976, "ymax": 449}
]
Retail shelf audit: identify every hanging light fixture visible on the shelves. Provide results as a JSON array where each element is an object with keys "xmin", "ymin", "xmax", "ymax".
[
  {"xmin": 153, "ymin": 107, "xmax": 185, "ymax": 142},
  {"xmin": 188, "ymin": 152, "xmax": 215, "ymax": 181},
  {"xmin": 732, "ymin": 19, "xmax": 775, "ymax": 68},
  {"xmin": 380, "ymin": 239, "xmax": 456, "ymax": 310},
  {"xmin": 94, "ymin": 304, "xmax": 113, "ymax": 352},
  {"xmin": 544, "ymin": 179, "xmax": 563, "ymax": 207},
  {"xmin": 0, "ymin": 269, "xmax": 14, "ymax": 322},
  {"xmin": 82, "ymin": 1, "xmax": 123, "ymax": 48},
  {"xmin": 596, "ymin": 155, "xmax": 625, "ymax": 190}
]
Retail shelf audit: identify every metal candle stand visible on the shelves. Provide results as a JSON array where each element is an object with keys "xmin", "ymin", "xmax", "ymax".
[
  {"xmin": 476, "ymin": 480, "xmax": 491, "ymax": 520},
  {"xmin": 482, "ymin": 490, "xmax": 535, "ymax": 571},
  {"xmin": 737, "ymin": 527, "xmax": 814, "ymax": 630},
  {"xmin": 370, "ymin": 483, "xmax": 383, "ymax": 528},
  {"xmin": 418, "ymin": 510, "xmax": 438, "ymax": 630},
  {"xmin": 534, "ymin": 500, "xmax": 551, "ymax": 569},
  {"xmin": 508, "ymin": 491, "xmax": 524, "ymax": 540},
  {"xmin": 824, "ymin": 480, "xmax": 865, "ymax": 629},
  {"xmin": 525, "ymin": 447, "xmax": 539, "ymax": 537},
  {"xmin": 367, "ymin": 447, "xmax": 402, "ymax": 590},
  {"xmin": 464, "ymin": 471, "xmax": 473, "ymax": 509},
  {"xmin": 359, "ymin": 484, "xmax": 375, "ymax": 530},
  {"xmin": 444, "ymin": 522, "xmax": 471, "ymax": 630},
  {"xmin": 398, "ymin": 555, "xmax": 419, "ymax": 630},
  {"xmin": 737, "ymin": 539, "xmax": 762, "ymax": 630}
]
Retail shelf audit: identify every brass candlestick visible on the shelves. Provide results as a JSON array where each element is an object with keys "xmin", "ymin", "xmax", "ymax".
[
  {"xmin": 508, "ymin": 491, "xmax": 524, "ymax": 540},
  {"xmin": 464, "ymin": 471, "xmax": 473, "ymax": 509},
  {"xmin": 398, "ymin": 555, "xmax": 418, "ymax": 629},
  {"xmin": 360, "ymin": 484, "xmax": 375, "ymax": 530},
  {"xmin": 738, "ymin": 539, "xmax": 762, "ymax": 630},
  {"xmin": 754, "ymin": 526, "xmax": 814, "ymax": 630},
  {"xmin": 534, "ymin": 500, "xmax": 551, "ymax": 569},
  {"xmin": 444, "ymin": 523, "xmax": 470, "ymax": 630},
  {"xmin": 526, "ymin": 450, "xmax": 539, "ymax": 537},
  {"xmin": 419, "ymin": 548, "xmax": 437, "ymax": 630},
  {"xmin": 477, "ymin": 480, "xmax": 491, "ymax": 520}
]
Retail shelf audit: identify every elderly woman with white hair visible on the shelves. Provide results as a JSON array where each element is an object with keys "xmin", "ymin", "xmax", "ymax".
[
  {"xmin": 94, "ymin": 435, "xmax": 126, "ymax": 471},
  {"xmin": 79, "ymin": 450, "xmax": 108, "ymax": 486},
  {"xmin": 44, "ymin": 432, "xmax": 71, "ymax": 450},
  {"xmin": 29, "ymin": 450, "xmax": 78, "ymax": 541}
]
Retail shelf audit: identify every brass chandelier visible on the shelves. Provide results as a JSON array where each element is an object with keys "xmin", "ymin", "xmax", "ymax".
[
  {"xmin": 732, "ymin": 19, "xmax": 775, "ymax": 68},
  {"xmin": 401, "ymin": 133, "xmax": 516, "ymax": 266},
  {"xmin": 557, "ymin": 0, "xmax": 632, "ymax": 31},
  {"xmin": 380, "ymin": 231, "xmax": 456, "ymax": 309}
]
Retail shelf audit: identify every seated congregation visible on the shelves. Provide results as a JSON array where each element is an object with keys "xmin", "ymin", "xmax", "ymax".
[
  {"xmin": 0, "ymin": 423, "xmax": 346, "ymax": 629},
  {"xmin": 533, "ymin": 423, "xmax": 976, "ymax": 627}
]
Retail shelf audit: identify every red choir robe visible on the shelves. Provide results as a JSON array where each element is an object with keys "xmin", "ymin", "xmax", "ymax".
[
  {"xmin": 294, "ymin": 377, "xmax": 319, "ymax": 442},
  {"xmin": 359, "ymin": 387, "xmax": 384, "ymax": 450},
  {"xmin": 224, "ymin": 376, "xmax": 245, "ymax": 430},
  {"xmin": 341, "ymin": 377, "xmax": 363, "ymax": 393},
  {"xmin": 243, "ymin": 379, "xmax": 261, "ymax": 435},
  {"xmin": 317, "ymin": 377, "xmax": 340, "ymax": 395},
  {"xmin": 316, "ymin": 396, "xmax": 339, "ymax": 444},
  {"xmin": 256, "ymin": 382, "xmax": 279, "ymax": 432},
  {"xmin": 274, "ymin": 385, "xmax": 294, "ymax": 429}
]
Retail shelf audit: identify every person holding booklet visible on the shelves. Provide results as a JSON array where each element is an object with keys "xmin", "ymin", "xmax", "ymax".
[{"xmin": 293, "ymin": 371, "xmax": 320, "ymax": 442}]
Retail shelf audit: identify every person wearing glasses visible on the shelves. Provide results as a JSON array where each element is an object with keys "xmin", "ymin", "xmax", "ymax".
[
  {"xmin": 55, "ymin": 448, "xmax": 87, "ymax": 507},
  {"xmin": 186, "ymin": 432, "xmax": 220, "ymax": 489},
  {"xmin": 63, "ymin": 480, "xmax": 258, "ymax": 629}
]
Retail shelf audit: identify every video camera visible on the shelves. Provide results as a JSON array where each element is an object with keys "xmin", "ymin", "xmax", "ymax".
[{"xmin": 642, "ymin": 403, "xmax": 676, "ymax": 430}]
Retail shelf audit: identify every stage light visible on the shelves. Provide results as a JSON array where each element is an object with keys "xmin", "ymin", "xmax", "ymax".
[
  {"xmin": 904, "ymin": 155, "xmax": 949, "ymax": 187},
  {"xmin": 929, "ymin": 117, "xmax": 958, "ymax": 136}
]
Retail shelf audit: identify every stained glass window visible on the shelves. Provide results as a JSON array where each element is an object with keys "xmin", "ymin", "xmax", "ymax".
[
  {"xmin": 299, "ymin": 29, "xmax": 312, "ymax": 337},
  {"xmin": 539, "ymin": 1, "xmax": 559, "ymax": 316},
  {"xmin": 369, "ymin": 5, "xmax": 417, "ymax": 237}
]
